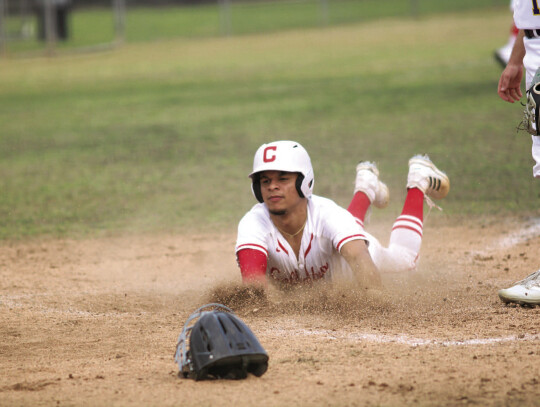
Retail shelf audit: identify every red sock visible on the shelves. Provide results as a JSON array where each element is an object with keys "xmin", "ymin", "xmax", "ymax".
[
  {"xmin": 347, "ymin": 191, "xmax": 371, "ymax": 222},
  {"xmin": 401, "ymin": 188, "xmax": 424, "ymax": 221}
]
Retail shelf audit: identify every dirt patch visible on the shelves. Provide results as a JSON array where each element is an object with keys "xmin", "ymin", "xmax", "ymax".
[{"xmin": 1, "ymin": 217, "xmax": 539, "ymax": 406}]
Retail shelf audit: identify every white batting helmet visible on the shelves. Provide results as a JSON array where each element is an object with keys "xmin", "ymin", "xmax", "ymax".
[{"xmin": 249, "ymin": 140, "xmax": 314, "ymax": 203}]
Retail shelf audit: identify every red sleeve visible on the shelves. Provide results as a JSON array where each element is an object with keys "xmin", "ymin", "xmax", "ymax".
[{"xmin": 237, "ymin": 248, "xmax": 267, "ymax": 284}]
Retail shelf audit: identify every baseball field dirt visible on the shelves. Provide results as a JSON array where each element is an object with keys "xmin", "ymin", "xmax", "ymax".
[{"xmin": 1, "ymin": 215, "xmax": 539, "ymax": 407}]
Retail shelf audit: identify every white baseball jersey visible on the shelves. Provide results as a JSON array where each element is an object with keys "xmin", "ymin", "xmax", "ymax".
[
  {"xmin": 235, "ymin": 195, "xmax": 371, "ymax": 284},
  {"xmin": 514, "ymin": 0, "xmax": 540, "ymax": 29},
  {"xmin": 515, "ymin": 0, "xmax": 540, "ymax": 87}
]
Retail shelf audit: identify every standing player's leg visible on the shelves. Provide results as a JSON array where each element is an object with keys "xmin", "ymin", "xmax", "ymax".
[
  {"xmin": 533, "ymin": 135, "xmax": 540, "ymax": 178},
  {"xmin": 498, "ymin": 52, "xmax": 540, "ymax": 306}
]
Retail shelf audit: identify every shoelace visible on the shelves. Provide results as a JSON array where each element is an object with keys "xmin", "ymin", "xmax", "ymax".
[
  {"xmin": 516, "ymin": 269, "xmax": 540, "ymax": 288},
  {"xmin": 424, "ymin": 196, "xmax": 443, "ymax": 221},
  {"xmin": 517, "ymin": 101, "xmax": 532, "ymax": 133}
]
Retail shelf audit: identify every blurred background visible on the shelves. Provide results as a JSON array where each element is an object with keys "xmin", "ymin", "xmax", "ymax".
[
  {"xmin": 0, "ymin": 0, "xmax": 509, "ymax": 55},
  {"xmin": 0, "ymin": 0, "xmax": 533, "ymax": 240}
]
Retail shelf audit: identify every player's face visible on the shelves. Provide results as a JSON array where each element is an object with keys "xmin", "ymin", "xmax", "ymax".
[{"xmin": 259, "ymin": 171, "xmax": 303, "ymax": 215}]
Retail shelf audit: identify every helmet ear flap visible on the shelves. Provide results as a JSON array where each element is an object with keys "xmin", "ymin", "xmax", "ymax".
[
  {"xmin": 251, "ymin": 175, "xmax": 264, "ymax": 203},
  {"xmin": 297, "ymin": 170, "xmax": 314, "ymax": 199},
  {"xmin": 253, "ymin": 172, "xmax": 309, "ymax": 202}
]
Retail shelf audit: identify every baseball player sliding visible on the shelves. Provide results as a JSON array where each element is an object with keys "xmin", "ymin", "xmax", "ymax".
[
  {"xmin": 497, "ymin": 0, "xmax": 540, "ymax": 306},
  {"xmin": 235, "ymin": 141, "xmax": 449, "ymax": 289}
]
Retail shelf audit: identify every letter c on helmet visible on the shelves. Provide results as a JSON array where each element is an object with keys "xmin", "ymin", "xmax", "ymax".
[{"xmin": 263, "ymin": 146, "xmax": 277, "ymax": 163}]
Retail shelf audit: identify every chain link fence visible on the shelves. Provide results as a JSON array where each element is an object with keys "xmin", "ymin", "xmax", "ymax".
[
  {"xmin": 0, "ymin": 0, "xmax": 509, "ymax": 57},
  {"xmin": 0, "ymin": 0, "xmax": 125, "ymax": 56}
]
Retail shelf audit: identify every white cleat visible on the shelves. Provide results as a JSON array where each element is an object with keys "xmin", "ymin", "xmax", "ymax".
[
  {"xmin": 354, "ymin": 161, "xmax": 389, "ymax": 209},
  {"xmin": 498, "ymin": 269, "xmax": 540, "ymax": 306},
  {"xmin": 407, "ymin": 155, "xmax": 450, "ymax": 200}
]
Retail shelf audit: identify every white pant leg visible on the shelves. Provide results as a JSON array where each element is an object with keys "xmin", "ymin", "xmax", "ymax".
[
  {"xmin": 533, "ymin": 135, "xmax": 540, "ymax": 178},
  {"xmin": 367, "ymin": 234, "xmax": 420, "ymax": 274},
  {"xmin": 334, "ymin": 227, "xmax": 421, "ymax": 279},
  {"xmin": 523, "ymin": 38, "xmax": 540, "ymax": 88}
]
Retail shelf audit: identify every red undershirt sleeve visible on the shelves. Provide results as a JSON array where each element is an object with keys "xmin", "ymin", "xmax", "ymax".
[{"xmin": 237, "ymin": 248, "xmax": 267, "ymax": 283}]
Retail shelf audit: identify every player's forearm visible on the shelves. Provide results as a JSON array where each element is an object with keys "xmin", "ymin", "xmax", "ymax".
[
  {"xmin": 352, "ymin": 258, "xmax": 382, "ymax": 289},
  {"xmin": 508, "ymin": 30, "xmax": 526, "ymax": 67},
  {"xmin": 498, "ymin": 30, "xmax": 525, "ymax": 103},
  {"xmin": 340, "ymin": 240, "xmax": 382, "ymax": 289}
]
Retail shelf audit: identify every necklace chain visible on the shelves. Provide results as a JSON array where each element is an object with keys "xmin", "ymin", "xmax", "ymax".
[{"xmin": 276, "ymin": 218, "xmax": 307, "ymax": 238}]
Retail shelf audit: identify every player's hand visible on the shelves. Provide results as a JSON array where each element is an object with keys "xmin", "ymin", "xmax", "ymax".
[
  {"xmin": 341, "ymin": 239, "xmax": 383, "ymax": 290},
  {"xmin": 498, "ymin": 63, "xmax": 524, "ymax": 103},
  {"xmin": 208, "ymin": 282, "xmax": 268, "ymax": 310},
  {"xmin": 354, "ymin": 269, "xmax": 383, "ymax": 290}
]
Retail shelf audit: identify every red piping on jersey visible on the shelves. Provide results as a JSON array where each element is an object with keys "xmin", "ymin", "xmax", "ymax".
[
  {"xmin": 336, "ymin": 234, "xmax": 366, "ymax": 251},
  {"xmin": 277, "ymin": 239, "xmax": 289, "ymax": 255},
  {"xmin": 303, "ymin": 233, "xmax": 314, "ymax": 258},
  {"xmin": 236, "ymin": 243, "xmax": 268, "ymax": 256}
]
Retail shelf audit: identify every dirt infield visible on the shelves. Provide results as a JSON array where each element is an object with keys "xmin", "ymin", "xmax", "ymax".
[{"xmin": 1, "ymin": 216, "xmax": 539, "ymax": 407}]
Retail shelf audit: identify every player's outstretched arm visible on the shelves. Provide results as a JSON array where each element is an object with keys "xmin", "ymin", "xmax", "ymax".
[
  {"xmin": 340, "ymin": 240, "xmax": 382, "ymax": 289},
  {"xmin": 498, "ymin": 30, "xmax": 525, "ymax": 103}
]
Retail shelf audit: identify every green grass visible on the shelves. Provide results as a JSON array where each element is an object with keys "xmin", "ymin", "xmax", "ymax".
[
  {"xmin": 0, "ymin": 7, "xmax": 537, "ymax": 240},
  {"xmin": 3, "ymin": 0, "xmax": 509, "ymax": 52}
]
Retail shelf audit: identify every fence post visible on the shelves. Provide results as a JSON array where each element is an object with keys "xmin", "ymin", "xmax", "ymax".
[
  {"xmin": 319, "ymin": 0, "xmax": 329, "ymax": 26},
  {"xmin": 0, "ymin": 0, "xmax": 5, "ymax": 57},
  {"xmin": 44, "ymin": 0, "xmax": 57, "ymax": 55},
  {"xmin": 410, "ymin": 0, "xmax": 418, "ymax": 18},
  {"xmin": 219, "ymin": 0, "xmax": 232, "ymax": 36},
  {"xmin": 113, "ymin": 0, "xmax": 126, "ymax": 46}
]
